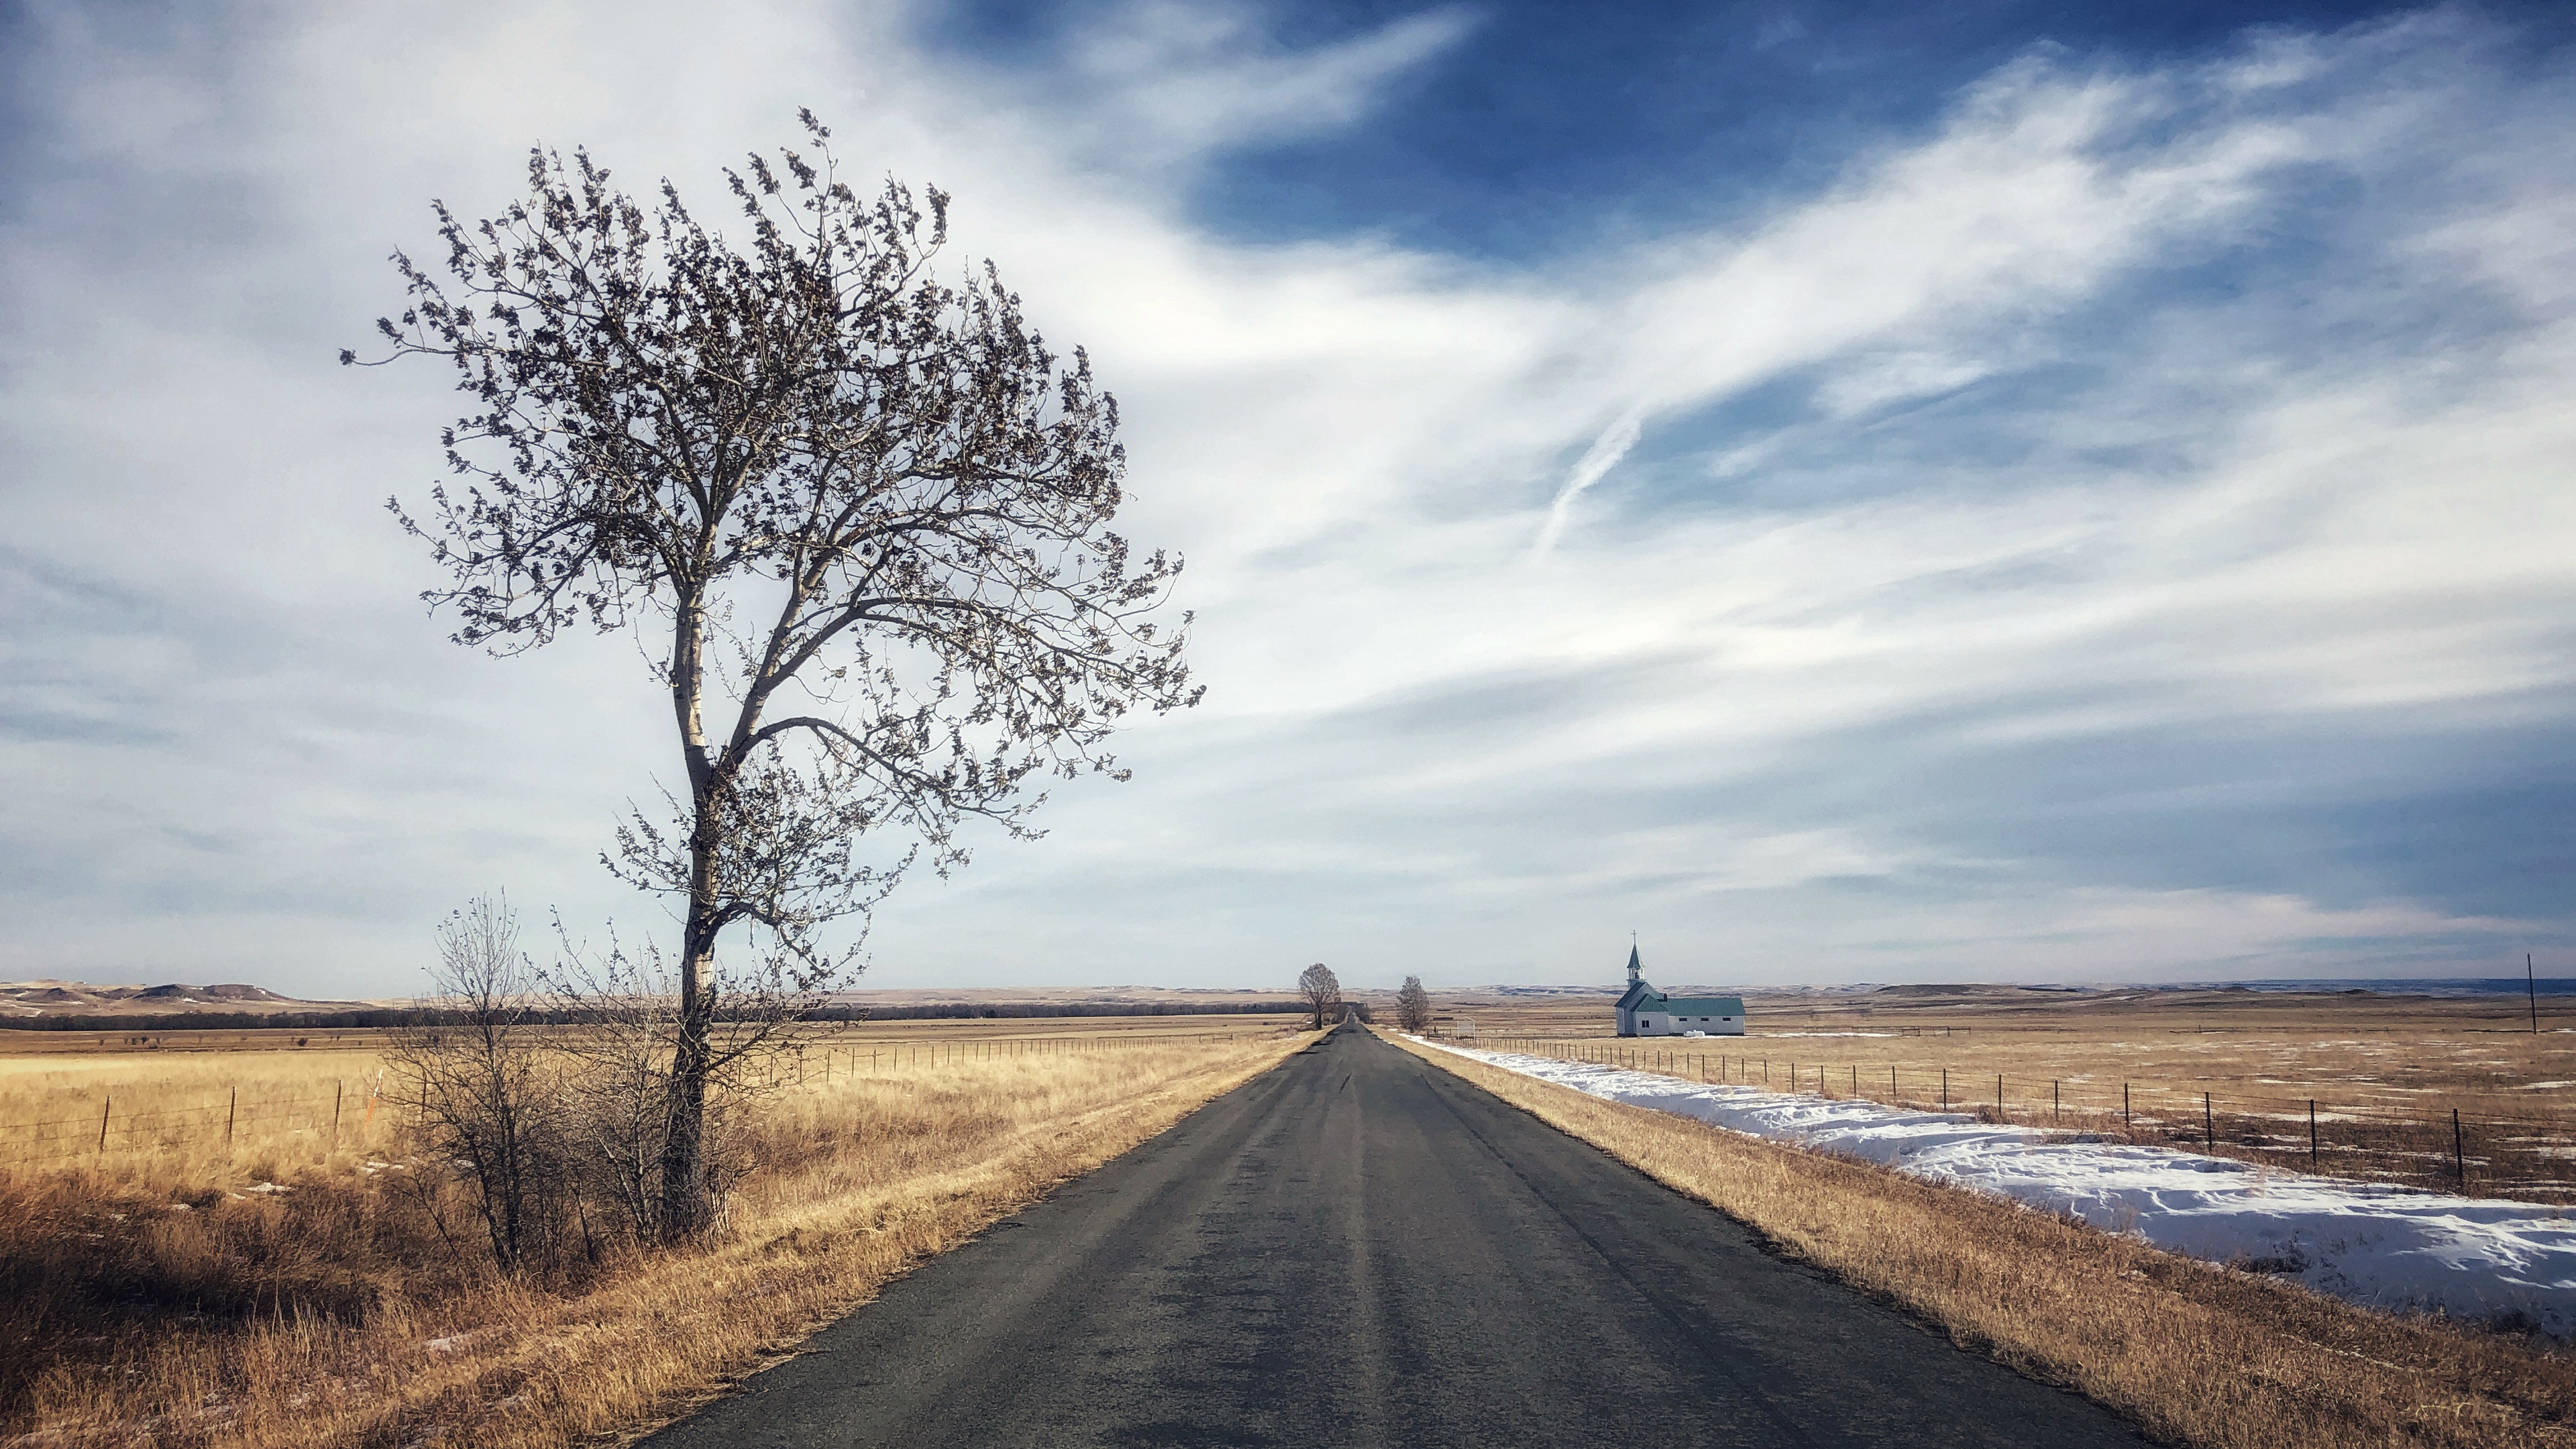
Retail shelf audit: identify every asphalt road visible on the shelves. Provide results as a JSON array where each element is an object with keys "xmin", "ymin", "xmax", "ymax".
[{"xmin": 642, "ymin": 1024, "xmax": 2147, "ymax": 1448}]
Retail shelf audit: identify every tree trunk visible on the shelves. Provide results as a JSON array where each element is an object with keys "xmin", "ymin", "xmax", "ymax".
[
  {"xmin": 655, "ymin": 767, "xmax": 724, "ymax": 1238},
  {"xmin": 657, "ymin": 979, "xmax": 710, "ymax": 1238},
  {"xmin": 657, "ymin": 591, "xmax": 718, "ymax": 1240}
]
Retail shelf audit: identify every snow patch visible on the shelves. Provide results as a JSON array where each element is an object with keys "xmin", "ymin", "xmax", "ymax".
[{"xmin": 1411, "ymin": 1037, "xmax": 2576, "ymax": 1338}]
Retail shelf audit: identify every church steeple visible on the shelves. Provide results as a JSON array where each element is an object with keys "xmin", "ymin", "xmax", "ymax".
[{"xmin": 1627, "ymin": 942, "xmax": 1642, "ymax": 985}]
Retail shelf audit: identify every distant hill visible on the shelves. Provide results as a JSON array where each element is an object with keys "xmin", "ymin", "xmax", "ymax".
[
  {"xmin": 0, "ymin": 979, "xmax": 1323, "ymax": 1030},
  {"xmin": 0, "ymin": 979, "xmax": 370, "ymax": 1018}
]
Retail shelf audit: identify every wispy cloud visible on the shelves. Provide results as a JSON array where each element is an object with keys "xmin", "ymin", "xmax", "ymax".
[
  {"xmin": 1055, "ymin": 0, "xmax": 1478, "ymax": 175},
  {"xmin": 1532, "ymin": 407, "xmax": 1643, "ymax": 558}
]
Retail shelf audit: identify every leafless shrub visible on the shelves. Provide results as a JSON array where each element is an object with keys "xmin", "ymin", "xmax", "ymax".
[
  {"xmin": 382, "ymin": 894, "xmax": 572, "ymax": 1275},
  {"xmin": 386, "ymin": 899, "xmax": 815, "ymax": 1269},
  {"xmin": 545, "ymin": 922, "xmax": 804, "ymax": 1245}
]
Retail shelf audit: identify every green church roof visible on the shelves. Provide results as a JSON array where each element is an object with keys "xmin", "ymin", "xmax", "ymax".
[{"xmin": 1638, "ymin": 996, "xmax": 1744, "ymax": 1016}]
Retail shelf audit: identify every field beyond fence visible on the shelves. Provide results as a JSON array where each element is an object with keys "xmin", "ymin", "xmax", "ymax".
[
  {"xmin": 1469, "ymin": 1034, "xmax": 2576, "ymax": 1203},
  {"xmin": 0, "ymin": 1024, "xmax": 1285, "ymax": 1167}
]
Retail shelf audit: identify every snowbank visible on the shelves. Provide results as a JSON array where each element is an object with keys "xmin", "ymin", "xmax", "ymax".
[{"xmin": 1411, "ymin": 1037, "xmax": 2576, "ymax": 1337}]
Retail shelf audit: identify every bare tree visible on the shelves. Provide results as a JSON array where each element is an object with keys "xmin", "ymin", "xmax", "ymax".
[
  {"xmin": 356, "ymin": 113, "xmax": 1199, "ymax": 1239},
  {"xmin": 1396, "ymin": 975, "xmax": 1432, "ymax": 1034},
  {"xmin": 1297, "ymin": 963, "xmax": 1342, "ymax": 1031},
  {"xmin": 384, "ymin": 894, "xmax": 567, "ymax": 1274}
]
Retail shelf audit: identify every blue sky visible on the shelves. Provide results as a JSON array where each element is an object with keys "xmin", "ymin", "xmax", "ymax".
[{"xmin": 4, "ymin": 1, "xmax": 2574, "ymax": 995}]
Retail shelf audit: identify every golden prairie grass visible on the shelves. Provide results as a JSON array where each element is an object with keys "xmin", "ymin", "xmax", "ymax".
[
  {"xmin": 1, "ymin": 1026, "xmax": 1311, "ymax": 1448},
  {"xmin": 1386, "ymin": 1030, "xmax": 2574, "ymax": 1449},
  {"xmin": 0, "ymin": 1049, "xmax": 396, "ymax": 1181}
]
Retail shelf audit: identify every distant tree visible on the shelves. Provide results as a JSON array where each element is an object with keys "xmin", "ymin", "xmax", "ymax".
[
  {"xmin": 1297, "ymin": 963, "xmax": 1342, "ymax": 1030},
  {"xmin": 356, "ymin": 113, "xmax": 1199, "ymax": 1240},
  {"xmin": 1396, "ymin": 975, "xmax": 1432, "ymax": 1034}
]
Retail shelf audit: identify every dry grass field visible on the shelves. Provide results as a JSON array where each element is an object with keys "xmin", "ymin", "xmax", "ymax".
[
  {"xmin": 0, "ymin": 1017, "xmax": 1311, "ymax": 1448},
  {"xmin": 1431, "ymin": 986, "xmax": 2576, "ymax": 1201},
  {"xmin": 1385, "ymin": 1029, "xmax": 2576, "ymax": 1449}
]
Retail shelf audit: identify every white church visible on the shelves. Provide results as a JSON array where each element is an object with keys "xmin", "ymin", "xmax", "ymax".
[{"xmin": 1613, "ymin": 945, "xmax": 1744, "ymax": 1037}]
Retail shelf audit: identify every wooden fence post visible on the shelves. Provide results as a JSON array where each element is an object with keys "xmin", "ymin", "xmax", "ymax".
[
  {"xmin": 2309, "ymin": 1099, "xmax": 2317, "ymax": 1165},
  {"xmin": 2123, "ymin": 1082, "xmax": 2131, "ymax": 1129},
  {"xmin": 2204, "ymin": 1093, "xmax": 2214, "ymax": 1150},
  {"xmin": 332, "ymin": 1079, "xmax": 343, "ymax": 1150},
  {"xmin": 98, "ymin": 1095, "xmax": 111, "ymax": 1154},
  {"xmin": 2453, "ymin": 1108, "xmax": 2465, "ymax": 1185},
  {"xmin": 1941, "ymin": 1068, "xmax": 1948, "ymax": 1111}
]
